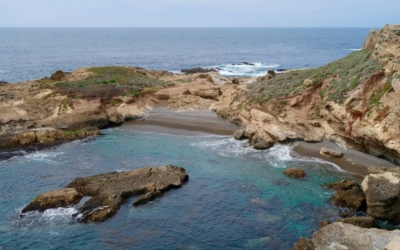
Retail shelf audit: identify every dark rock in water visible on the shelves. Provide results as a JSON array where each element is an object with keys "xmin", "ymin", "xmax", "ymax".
[
  {"xmin": 233, "ymin": 128, "xmax": 246, "ymax": 140},
  {"xmin": 324, "ymin": 179, "xmax": 360, "ymax": 190},
  {"xmin": 181, "ymin": 67, "xmax": 216, "ymax": 74},
  {"xmin": 332, "ymin": 187, "xmax": 366, "ymax": 212},
  {"xmin": 0, "ymin": 81, "xmax": 9, "ymax": 85},
  {"xmin": 272, "ymin": 178, "xmax": 290, "ymax": 187},
  {"xmin": 50, "ymin": 70, "xmax": 66, "ymax": 81},
  {"xmin": 284, "ymin": 167, "xmax": 307, "ymax": 179},
  {"xmin": 337, "ymin": 216, "xmax": 375, "ymax": 229},
  {"xmin": 253, "ymin": 139, "xmax": 274, "ymax": 150},
  {"xmin": 276, "ymin": 69, "xmax": 286, "ymax": 72},
  {"xmin": 22, "ymin": 165, "xmax": 189, "ymax": 222},
  {"xmin": 291, "ymin": 237, "xmax": 315, "ymax": 250},
  {"xmin": 241, "ymin": 62, "xmax": 255, "ymax": 66}
]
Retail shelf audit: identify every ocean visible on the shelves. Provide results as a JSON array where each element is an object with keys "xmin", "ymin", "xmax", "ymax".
[
  {"xmin": 0, "ymin": 28, "xmax": 369, "ymax": 83},
  {"xmin": 0, "ymin": 28, "xmax": 370, "ymax": 249}
]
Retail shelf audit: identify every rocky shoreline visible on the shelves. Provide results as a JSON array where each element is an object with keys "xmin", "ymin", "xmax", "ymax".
[{"xmin": 1, "ymin": 24, "xmax": 400, "ymax": 249}]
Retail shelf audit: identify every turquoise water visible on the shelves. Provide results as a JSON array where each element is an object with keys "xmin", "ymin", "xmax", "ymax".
[{"xmin": 0, "ymin": 129, "xmax": 353, "ymax": 249}]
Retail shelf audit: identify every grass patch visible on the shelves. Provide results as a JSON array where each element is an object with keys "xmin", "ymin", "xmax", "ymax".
[
  {"xmin": 63, "ymin": 130, "xmax": 82, "ymax": 136},
  {"xmin": 176, "ymin": 78, "xmax": 192, "ymax": 83},
  {"xmin": 246, "ymin": 50, "xmax": 381, "ymax": 104}
]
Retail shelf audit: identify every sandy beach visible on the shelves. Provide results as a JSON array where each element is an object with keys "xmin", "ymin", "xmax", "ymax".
[{"xmin": 119, "ymin": 108, "xmax": 399, "ymax": 178}]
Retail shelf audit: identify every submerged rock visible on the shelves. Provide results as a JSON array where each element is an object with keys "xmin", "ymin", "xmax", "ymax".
[
  {"xmin": 362, "ymin": 167, "xmax": 400, "ymax": 224},
  {"xmin": 283, "ymin": 167, "xmax": 307, "ymax": 179},
  {"xmin": 22, "ymin": 165, "xmax": 189, "ymax": 222},
  {"xmin": 320, "ymin": 147, "xmax": 344, "ymax": 158}
]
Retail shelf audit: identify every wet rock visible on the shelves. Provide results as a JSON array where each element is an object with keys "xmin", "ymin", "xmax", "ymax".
[
  {"xmin": 22, "ymin": 165, "xmax": 189, "ymax": 222},
  {"xmin": 233, "ymin": 128, "xmax": 246, "ymax": 140},
  {"xmin": 22, "ymin": 188, "xmax": 82, "ymax": 213},
  {"xmin": 283, "ymin": 167, "xmax": 307, "ymax": 179},
  {"xmin": 325, "ymin": 179, "xmax": 360, "ymax": 190},
  {"xmin": 320, "ymin": 147, "xmax": 344, "ymax": 158},
  {"xmin": 337, "ymin": 216, "xmax": 375, "ymax": 229},
  {"xmin": 252, "ymin": 138, "xmax": 274, "ymax": 150},
  {"xmin": 181, "ymin": 68, "xmax": 216, "ymax": 74},
  {"xmin": 291, "ymin": 238, "xmax": 315, "ymax": 250},
  {"xmin": 361, "ymin": 167, "xmax": 400, "ymax": 224},
  {"xmin": 332, "ymin": 187, "xmax": 366, "ymax": 211},
  {"xmin": 50, "ymin": 70, "xmax": 66, "ymax": 81}
]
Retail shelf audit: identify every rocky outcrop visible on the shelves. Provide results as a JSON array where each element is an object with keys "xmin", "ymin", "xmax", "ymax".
[
  {"xmin": 233, "ymin": 128, "xmax": 246, "ymax": 140},
  {"xmin": 22, "ymin": 165, "xmax": 189, "ymax": 222},
  {"xmin": 362, "ymin": 167, "xmax": 400, "ymax": 224},
  {"xmin": 22, "ymin": 188, "xmax": 82, "ymax": 213},
  {"xmin": 325, "ymin": 179, "xmax": 366, "ymax": 211},
  {"xmin": 0, "ymin": 127, "xmax": 100, "ymax": 153},
  {"xmin": 181, "ymin": 68, "xmax": 216, "ymax": 74},
  {"xmin": 320, "ymin": 147, "xmax": 344, "ymax": 158},
  {"xmin": 292, "ymin": 222, "xmax": 400, "ymax": 250},
  {"xmin": 283, "ymin": 167, "xmax": 307, "ymax": 179},
  {"xmin": 50, "ymin": 70, "xmax": 66, "ymax": 81}
]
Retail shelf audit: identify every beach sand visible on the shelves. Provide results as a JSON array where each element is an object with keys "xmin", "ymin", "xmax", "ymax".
[{"xmin": 119, "ymin": 108, "xmax": 398, "ymax": 178}]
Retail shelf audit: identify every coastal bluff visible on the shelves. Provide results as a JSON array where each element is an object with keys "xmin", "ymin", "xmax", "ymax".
[{"xmin": 22, "ymin": 165, "xmax": 189, "ymax": 222}]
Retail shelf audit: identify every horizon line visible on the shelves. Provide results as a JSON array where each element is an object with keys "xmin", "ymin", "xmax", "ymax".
[{"xmin": 0, "ymin": 26, "xmax": 378, "ymax": 29}]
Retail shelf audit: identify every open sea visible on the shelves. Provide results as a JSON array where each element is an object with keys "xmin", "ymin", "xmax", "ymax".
[{"xmin": 0, "ymin": 28, "xmax": 371, "ymax": 249}]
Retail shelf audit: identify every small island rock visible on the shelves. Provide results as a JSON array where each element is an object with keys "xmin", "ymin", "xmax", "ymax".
[
  {"xmin": 284, "ymin": 167, "xmax": 307, "ymax": 179},
  {"xmin": 320, "ymin": 147, "xmax": 344, "ymax": 158}
]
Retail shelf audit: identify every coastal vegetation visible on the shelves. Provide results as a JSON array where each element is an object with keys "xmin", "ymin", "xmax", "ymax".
[{"xmin": 246, "ymin": 50, "xmax": 381, "ymax": 104}]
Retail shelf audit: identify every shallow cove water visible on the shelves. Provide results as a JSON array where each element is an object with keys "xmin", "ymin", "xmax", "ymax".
[{"xmin": 0, "ymin": 129, "xmax": 355, "ymax": 249}]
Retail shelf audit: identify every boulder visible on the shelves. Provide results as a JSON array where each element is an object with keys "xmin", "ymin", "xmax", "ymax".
[
  {"xmin": 22, "ymin": 188, "xmax": 82, "ymax": 213},
  {"xmin": 190, "ymin": 87, "xmax": 222, "ymax": 100},
  {"xmin": 252, "ymin": 138, "xmax": 274, "ymax": 150},
  {"xmin": 320, "ymin": 147, "xmax": 344, "ymax": 158},
  {"xmin": 22, "ymin": 165, "xmax": 189, "ymax": 222},
  {"xmin": 303, "ymin": 79, "xmax": 313, "ymax": 87},
  {"xmin": 293, "ymin": 222, "xmax": 400, "ymax": 250},
  {"xmin": 284, "ymin": 167, "xmax": 307, "ymax": 179},
  {"xmin": 232, "ymin": 78, "xmax": 240, "ymax": 84},
  {"xmin": 361, "ymin": 167, "xmax": 400, "ymax": 224},
  {"xmin": 233, "ymin": 128, "xmax": 246, "ymax": 140},
  {"xmin": 50, "ymin": 70, "xmax": 66, "ymax": 81},
  {"xmin": 337, "ymin": 216, "xmax": 375, "ymax": 229},
  {"xmin": 290, "ymin": 96, "xmax": 301, "ymax": 107},
  {"xmin": 331, "ymin": 187, "xmax": 366, "ymax": 211}
]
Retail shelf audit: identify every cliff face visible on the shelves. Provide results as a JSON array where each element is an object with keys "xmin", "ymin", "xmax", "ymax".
[{"xmin": 214, "ymin": 24, "xmax": 400, "ymax": 164}]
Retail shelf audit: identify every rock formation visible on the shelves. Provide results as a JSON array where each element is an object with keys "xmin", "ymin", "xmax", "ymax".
[
  {"xmin": 283, "ymin": 167, "xmax": 307, "ymax": 179},
  {"xmin": 22, "ymin": 165, "xmax": 189, "ymax": 222},
  {"xmin": 362, "ymin": 167, "xmax": 400, "ymax": 224},
  {"xmin": 292, "ymin": 222, "xmax": 400, "ymax": 250}
]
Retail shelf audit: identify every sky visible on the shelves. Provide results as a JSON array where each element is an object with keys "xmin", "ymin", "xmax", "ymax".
[{"xmin": 0, "ymin": 0, "xmax": 399, "ymax": 28}]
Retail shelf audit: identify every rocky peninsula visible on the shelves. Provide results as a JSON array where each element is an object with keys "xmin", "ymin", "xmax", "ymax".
[{"xmin": 1, "ymin": 24, "xmax": 400, "ymax": 249}]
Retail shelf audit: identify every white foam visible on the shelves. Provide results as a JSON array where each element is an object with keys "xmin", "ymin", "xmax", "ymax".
[
  {"xmin": 42, "ymin": 207, "xmax": 78, "ymax": 221},
  {"xmin": 214, "ymin": 62, "xmax": 280, "ymax": 77},
  {"xmin": 169, "ymin": 70, "xmax": 184, "ymax": 75},
  {"xmin": 22, "ymin": 151, "xmax": 64, "ymax": 163}
]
